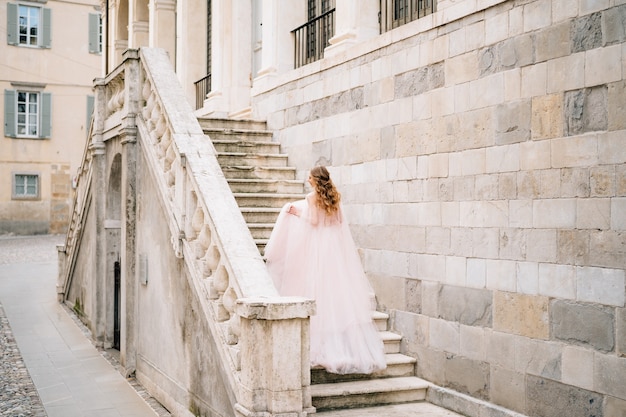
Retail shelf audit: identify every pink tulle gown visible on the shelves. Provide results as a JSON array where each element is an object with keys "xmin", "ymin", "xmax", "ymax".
[{"xmin": 264, "ymin": 193, "xmax": 387, "ymax": 374}]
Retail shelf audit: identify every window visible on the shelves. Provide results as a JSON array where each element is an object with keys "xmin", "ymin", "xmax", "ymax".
[
  {"xmin": 88, "ymin": 13, "xmax": 102, "ymax": 54},
  {"xmin": 6, "ymin": 3, "xmax": 51, "ymax": 48},
  {"xmin": 13, "ymin": 173, "xmax": 40, "ymax": 199},
  {"xmin": 4, "ymin": 89, "xmax": 52, "ymax": 139}
]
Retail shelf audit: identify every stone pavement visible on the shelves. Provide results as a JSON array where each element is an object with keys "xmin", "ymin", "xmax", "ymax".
[{"xmin": 0, "ymin": 234, "xmax": 169, "ymax": 417}]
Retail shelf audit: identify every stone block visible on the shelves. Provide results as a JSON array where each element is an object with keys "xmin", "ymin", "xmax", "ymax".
[
  {"xmin": 577, "ymin": 266, "xmax": 625, "ymax": 307},
  {"xmin": 498, "ymin": 172, "xmax": 517, "ymax": 200},
  {"xmin": 445, "ymin": 255, "xmax": 465, "ymax": 285},
  {"xmin": 539, "ymin": 263, "xmax": 576, "ymax": 299},
  {"xmin": 586, "ymin": 44, "xmax": 622, "ymax": 88},
  {"xmin": 590, "ymin": 165, "xmax": 616, "ymax": 197},
  {"xmin": 521, "ymin": 62, "xmax": 547, "ymax": 99},
  {"xmin": 551, "ymin": 299, "xmax": 615, "ymax": 352},
  {"xmin": 557, "ymin": 229, "xmax": 590, "ymax": 265},
  {"xmin": 533, "ymin": 198, "xmax": 576, "ymax": 228},
  {"xmin": 445, "ymin": 52, "xmax": 478, "ymax": 85},
  {"xmin": 413, "ymin": 92, "xmax": 432, "ymax": 121},
  {"xmin": 475, "ymin": 174, "xmax": 499, "ymax": 200},
  {"xmin": 605, "ymin": 396, "xmax": 626, "ymax": 417},
  {"xmin": 428, "ymin": 153, "xmax": 449, "ymax": 178},
  {"xmin": 523, "ymin": 0, "xmax": 551, "ymax": 32},
  {"xmin": 494, "ymin": 291, "xmax": 549, "ymax": 339},
  {"xmin": 460, "ymin": 325, "xmax": 485, "ymax": 361},
  {"xmin": 504, "ymin": 68, "xmax": 521, "ymax": 101},
  {"xmin": 595, "ymin": 353, "xmax": 626, "ymax": 399},
  {"xmin": 540, "ymin": 168, "xmax": 561, "ymax": 198},
  {"xmin": 466, "ymin": 258, "xmax": 486, "ymax": 289},
  {"xmin": 562, "ymin": 346, "xmax": 594, "ymax": 390},
  {"xmin": 561, "ymin": 167, "xmax": 590, "ymax": 197},
  {"xmin": 536, "ymin": 21, "xmax": 570, "ymax": 62},
  {"xmin": 547, "ymin": 52, "xmax": 585, "ymax": 93},
  {"xmin": 619, "ymin": 308, "xmax": 626, "ymax": 357},
  {"xmin": 490, "ymin": 366, "xmax": 526, "ymax": 414},
  {"xmin": 599, "ymin": 130, "xmax": 626, "ymax": 164},
  {"xmin": 564, "ymin": 86, "xmax": 608, "ymax": 136},
  {"xmin": 438, "ymin": 285, "xmax": 492, "ymax": 327},
  {"xmin": 509, "ymin": 199, "xmax": 533, "ymax": 228},
  {"xmin": 602, "ymin": 3, "xmax": 626, "ymax": 45},
  {"xmin": 486, "ymin": 144, "xmax": 520, "ymax": 173},
  {"xmin": 470, "ymin": 73, "xmax": 504, "ymax": 109},
  {"xmin": 619, "ymin": 165, "xmax": 626, "ymax": 196},
  {"xmin": 471, "ymin": 228, "xmax": 500, "ymax": 258},
  {"xmin": 552, "ymin": 0, "xmax": 578, "ymax": 22},
  {"xmin": 551, "ymin": 135, "xmax": 599, "ymax": 168},
  {"xmin": 430, "ymin": 317, "xmax": 460, "ymax": 354},
  {"xmin": 571, "ymin": 13, "xmax": 602, "ymax": 53},
  {"xmin": 517, "ymin": 170, "xmax": 541, "ymax": 199},
  {"xmin": 526, "ymin": 229, "xmax": 557, "ymax": 263},
  {"xmin": 499, "ymin": 228, "xmax": 526, "ymax": 260},
  {"xmin": 394, "ymin": 62, "xmax": 444, "ymax": 99},
  {"xmin": 396, "ymin": 120, "xmax": 436, "ymax": 157},
  {"xmin": 515, "ymin": 338, "xmax": 562, "ymax": 380},
  {"xmin": 485, "ymin": 11, "xmax": 508, "ymax": 46},
  {"xmin": 444, "ymin": 355, "xmax": 490, "ymax": 400},
  {"xmin": 415, "ymin": 346, "xmax": 446, "ymax": 386},
  {"xmin": 580, "ymin": 0, "xmax": 611, "ymax": 14},
  {"xmin": 453, "ymin": 177, "xmax": 474, "ymax": 201},
  {"xmin": 393, "ymin": 310, "xmax": 428, "ymax": 355},
  {"xmin": 517, "ymin": 261, "xmax": 539, "ymax": 295},
  {"xmin": 461, "ymin": 201, "xmax": 509, "ymax": 228},
  {"xmin": 495, "ymin": 100, "xmax": 531, "ymax": 145},
  {"xmin": 486, "ymin": 259, "xmax": 516, "ymax": 292},
  {"xmin": 577, "ymin": 198, "xmax": 610, "ymax": 229},
  {"xmin": 589, "ymin": 230, "xmax": 626, "ymax": 269},
  {"xmin": 612, "ymin": 198, "xmax": 626, "ymax": 231},
  {"xmin": 405, "ymin": 278, "xmax": 421, "ymax": 314},
  {"xmin": 531, "ymin": 94, "xmax": 563, "ymax": 140},
  {"xmin": 486, "ymin": 330, "xmax": 516, "ymax": 369},
  {"xmin": 421, "ymin": 280, "xmax": 441, "ymax": 318},
  {"xmin": 526, "ymin": 375, "xmax": 603, "ymax": 417}
]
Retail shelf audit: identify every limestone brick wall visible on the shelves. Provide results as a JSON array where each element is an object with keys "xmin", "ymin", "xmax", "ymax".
[{"xmin": 252, "ymin": 0, "xmax": 626, "ymax": 415}]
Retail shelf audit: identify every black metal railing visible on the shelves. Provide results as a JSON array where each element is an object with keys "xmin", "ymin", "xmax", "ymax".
[
  {"xmin": 194, "ymin": 74, "xmax": 211, "ymax": 110},
  {"xmin": 292, "ymin": 8, "xmax": 335, "ymax": 69},
  {"xmin": 380, "ymin": 0, "xmax": 435, "ymax": 33}
]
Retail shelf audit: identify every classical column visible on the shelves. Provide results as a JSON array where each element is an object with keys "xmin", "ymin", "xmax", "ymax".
[
  {"xmin": 325, "ymin": 0, "xmax": 379, "ymax": 58},
  {"xmin": 149, "ymin": 0, "xmax": 176, "ymax": 62}
]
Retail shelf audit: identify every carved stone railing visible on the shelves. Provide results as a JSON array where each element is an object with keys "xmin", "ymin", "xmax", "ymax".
[{"xmin": 128, "ymin": 48, "xmax": 315, "ymax": 416}]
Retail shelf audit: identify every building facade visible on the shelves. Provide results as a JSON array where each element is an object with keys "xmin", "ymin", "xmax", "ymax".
[
  {"xmin": 64, "ymin": 0, "xmax": 626, "ymax": 416},
  {"xmin": 1, "ymin": 0, "xmax": 102, "ymax": 234}
]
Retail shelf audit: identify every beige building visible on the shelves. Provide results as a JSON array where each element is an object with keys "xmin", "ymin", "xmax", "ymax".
[
  {"xmin": 0, "ymin": 0, "xmax": 102, "ymax": 234},
  {"xmin": 59, "ymin": 0, "xmax": 626, "ymax": 416}
]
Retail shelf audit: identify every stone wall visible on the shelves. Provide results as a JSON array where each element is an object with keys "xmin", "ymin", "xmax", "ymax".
[{"xmin": 252, "ymin": 0, "xmax": 626, "ymax": 415}]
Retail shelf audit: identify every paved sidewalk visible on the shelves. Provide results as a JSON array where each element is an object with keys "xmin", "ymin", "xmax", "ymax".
[{"xmin": 0, "ymin": 234, "xmax": 168, "ymax": 417}]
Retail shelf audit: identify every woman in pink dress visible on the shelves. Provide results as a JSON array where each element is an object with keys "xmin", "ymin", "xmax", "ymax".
[{"xmin": 264, "ymin": 166, "xmax": 386, "ymax": 375}]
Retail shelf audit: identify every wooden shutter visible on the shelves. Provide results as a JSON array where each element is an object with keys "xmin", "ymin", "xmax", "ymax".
[
  {"xmin": 42, "ymin": 7, "xmax": 51, "ymax": 48},
  {"xmin": 88, "ymin": 13, "xmax": 100, "ymax": 53},
  {"xmin": 7, "ymin": 3, "xmax": 18, "ymax": 45},
  {"xmin": 40, "ymin": 93, "xmax": 52, "ymax": 138},
  {"xmin": 4, "ymin": 90, "xmax": 17, "ymax": 137},
  {"xmin": 86, "ymin": 95, "xmax": 94, "ymax": 134}
]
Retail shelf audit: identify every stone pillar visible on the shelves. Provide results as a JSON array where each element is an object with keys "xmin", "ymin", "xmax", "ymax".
[
  {"xmin": 235, "ymin": 297, "xmax": 316, "ymax": 417},
  {"xmin": 149, "ymin": 0, "xmax": 176, "ymax": 63},
  {"xmin": 256, "ymin": 0, "xmax": 306, "ymax": 82},
  {"xmin": 92, "ymin": 78, "xmax": 108, "ymax": 347},
  {"xmin": 119, "ymin": 49, "xmax": 140, "ymax": 376},
  {"xmin": 325, "ymin": 0, "xmax": 379, "ymax": 58},
  {"xmin": 129, "ymin": 0, "xmax": 149, "ymax": 48}
]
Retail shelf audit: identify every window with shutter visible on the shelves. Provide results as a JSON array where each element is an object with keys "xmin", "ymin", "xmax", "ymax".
[
  {"xmin": 88, "ymin": 13, "xmax": 102, "ymax": 53},
  {"xmin": 6, "ymin": 3, "xmax": 51, "ymax": 48},
  {"xmin": 4, "ymin": 89, "xmax": 51, "ymax": 139}
]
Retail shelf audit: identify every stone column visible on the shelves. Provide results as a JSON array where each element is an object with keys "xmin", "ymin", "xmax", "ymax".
[
  {"xmin": 149, "ymin": 0, "xmax": 176, "ymax": 62},
  {"xmin": 235, "ymin": 297, "xmax": 316, "ymax": 417},
  {"xmin": 325, "ymin": 0, "xmax": 379, "ymax": 58},
  {"xmin": 119, "ymin": 49, "xmax": 140, "ymax": 376}
]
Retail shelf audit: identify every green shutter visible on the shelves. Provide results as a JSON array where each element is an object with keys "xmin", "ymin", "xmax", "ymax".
[
  {"xmin": 86, "ymin": 95, "xmax": 94, "ymax": 134},
  {"xmin": 40, "ymin": 92, "xmax": 52, "ymax": 138},
  {"xmin": 41, "ymin": 7, "xmax": 51, "ymax": 48},
  {"xmin": 4, "ymin": 90, "xmax": 16, "ymax": 137},
  {"xmin": 7, "ymin": 3, "xmax": 18, "ymax": 45},
  {"xmin": 88, "ymin": 13, "xmax": 100, "ymax": 53}
]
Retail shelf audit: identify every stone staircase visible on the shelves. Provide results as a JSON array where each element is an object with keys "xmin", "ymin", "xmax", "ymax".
[{"xmin": 199, "ymin": 117, "xmax": 465, "ymax": 417}]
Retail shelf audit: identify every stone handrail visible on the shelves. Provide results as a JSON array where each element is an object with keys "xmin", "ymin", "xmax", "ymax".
[{"xmin": 134, "ymin": 48, "xmax": 315, "ymax": 416}]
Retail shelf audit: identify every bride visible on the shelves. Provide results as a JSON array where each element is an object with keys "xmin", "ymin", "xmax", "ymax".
[{"xmin": 264, "ymin": 166, "xmax": 386, "ymax": 375}]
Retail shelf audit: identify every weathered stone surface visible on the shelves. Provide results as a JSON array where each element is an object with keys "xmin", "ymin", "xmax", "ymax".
[
  {"xmin": 576, "ymin": 198, "xmax": 611, "ymax": 230},
  {"xmin": 617, "ymin": 307, "xmax": 626, "ymax": 357},
  {"xmin": 551, "ymin": 300, "xmax": 615, "ymax": 352},
  {"xmin": 590, "ymin": 165, "xmax": 616, "ymax": 197},
  {"xmin": 594, "ymin": 353, "xmax": 626, "ymax": 399},
  {"xmin": 406, "ymin": 278, "xmax": 422, "ymax": 313},
  {"xmin": 499, "ymin": 228, "xmax": 526, "ymax": 260},
  {"xmin": 526, "ymin": 375, "xmax": 603, "ymax": 417},
  {"xmin": 564, "ymin": 86, "xmax": 608, "ymax": 135},
  {"xmin": 393, "ymin": 310, "xmax": 428, "ymax": 355},
  {"xmin": 444, "ymin": 355, "xmax": 490, "ymax": 400},
  {"xmin": 494, "ymin": 291, "xmax": 549, "ymax": 339},
  {"xmin": 486, "ymin": 330, "xmax": 516, "ymax": 369},
  {"xmin": 562, "ymin": 346, "xmax": 594, "ymax": 390},
  {"xmin": 618, "ymin": 165, "xmax": 626, "ymax": 196},
  {"xmin": 415, "ymin": 346, "xmax": 446, "ymax": 386},
  {"xmin": 438, "ymin": 285, "xmax": 492, "ymax": 327},
  {"xmin": 490, "ymin": 366, "xmax": 525, "ymax": 414},
  {"xmin": 602, "ymin": 4, "xmax": 626, "ymax": 45},
  {"xmin": 535, "ymin": 21, "xmax": 571, "ymax": 62},
  {"xmin": 557, "ymin": 229, "xmax": 590, "ymax": 265},
  {"xmin": 571, "ymin": 13, "xmax": 602, "ymax": 53},
  {"xmin": 589, "ymin": 230, "xmax": 626, "ymax": 269},
  {"xmin": 515, "ymin": 338, "xmax": 561, "ymax": 379},
  {"xmin": 605, "ymin": 395, "xmax": 626, "ymax": 417},
  {"xmin": 517, "ymin": 170, "xmax": 540, "ymax": 199},
  {"xmin": 531, "ymin": 94, "xmax": 563, "ymax": 140},
  {"xmin": 394, "ymin": 62, "xmax": 444, "ymax": 99},
  {"xmin": 608, "ymin": 81, "xmax": 626, "ymax": 131},
  {"xmin": 561, "ymin": 167, "xmax": 590, "ymax": 197},
  {"xmin": 495, "ymin": 99, "xmax": 531, "ymax": 145}
]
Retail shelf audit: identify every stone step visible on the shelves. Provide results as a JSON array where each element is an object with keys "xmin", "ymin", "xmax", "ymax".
[
  {"xmin": 311, "ymin": 377, "xmax": 430, "ymax": 411},
  {"xmin": 380, "ymin": 331, "xmax": 402, "ymax": 354},
  {"xmin": 213, "ymin": 139, "xmax": 280, "ymax": 154},
  {"xmin": 240, "ymin": 208, "xmax": 281, "ymax": 224},
  {"xmin": 311, "ymin": 353, "xmax": 416, "ymax": 385},
  {"xmin": 198, "ymin": 117, "xmax": 269, "ymax": 132},
  {"xmin": 248, "ymin": 223, "xmax": 274, "ymax": 240},
  {"xmin": 218, "ymin": 152, "xmax": 289, "ymax": 168},
  {"xmin": 222, "ymin": 166, "xmax": 297, "ymax": 180},
  {"xmin": 234, "ymin": 192, "xmax": 303, "ymax": 208},
  {"xmin": 205, "ymin": 129, "xmax": 273, "ymax": 142},
  {"xmin": 314, "ymin": 401, "xmax": 466, "ymax": 417},
  {"xmin": 227, "ymin": 178, "xmax": 305, "ymax": 194},
  {"xmin": 372, "ymin": 310, "xmax": 389, "ymax": 331}
]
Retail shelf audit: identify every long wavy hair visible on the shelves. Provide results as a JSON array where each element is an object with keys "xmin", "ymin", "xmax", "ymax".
[{"xmin": 310, "ymin": 166, "xmax": 341, "ymax": 215}]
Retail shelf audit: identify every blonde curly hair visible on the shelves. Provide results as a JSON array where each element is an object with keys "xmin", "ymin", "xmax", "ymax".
[{"xmin": 310, "ymin": 166, "xmax": 341, "ymax": 215}]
